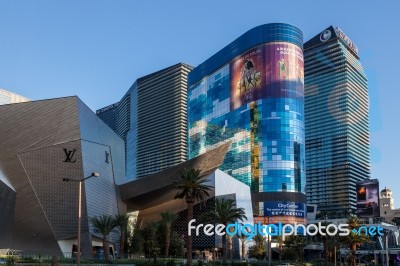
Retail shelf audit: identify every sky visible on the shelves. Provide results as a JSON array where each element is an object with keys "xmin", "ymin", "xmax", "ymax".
[{"xmin": 1, "ymin": 1, "xmax": 399, "ymax": 207}]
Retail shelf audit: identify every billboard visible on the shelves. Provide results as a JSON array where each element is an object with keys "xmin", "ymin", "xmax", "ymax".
[
  {"xmin": 253, "ymin": 201, "xmax": 306, "ymax": 224},
  {"xmin": 230, "ymin": 42, "xmax": 304, "ymax": 110},
  {"xmin": 230, "ymin": 46, "xmax": 265, "ymax": 109},
  {"xmin": 356, "ymin": 179, "xmax": 380, "ymax": 218}
]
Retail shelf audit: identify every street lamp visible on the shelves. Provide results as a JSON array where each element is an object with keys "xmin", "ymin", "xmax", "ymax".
[
  {"xmin": 265, "ymin": 217, "xmax": 271, "ymax": 266},
  {"xmin": 385, "ymin": 231, "xmax": 390, "ymax": 266},
  {"xmin": 63, "ymin": 172, "xmax": 100, "ymax": 266}
]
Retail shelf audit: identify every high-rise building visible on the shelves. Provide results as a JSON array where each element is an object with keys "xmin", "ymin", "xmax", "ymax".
[
  {"xmin": 97, "ymin": 63, "xmax": 193, "ymax": 180},
  {"xmin": 304, "ymin": 26, "xmax": 371, "ymax": 215},
  {"xmin": 0, "ymin": 89, "xmax": 30, "ymax": 105},
  {"xmin": 188, "ymin": 23, "xmax": 306, "ymax": 223}
]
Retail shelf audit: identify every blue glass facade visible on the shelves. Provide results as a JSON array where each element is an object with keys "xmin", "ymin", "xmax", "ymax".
[{"xmin": 188, "ymin": 23, "xmax": 306, "ymax": 222}]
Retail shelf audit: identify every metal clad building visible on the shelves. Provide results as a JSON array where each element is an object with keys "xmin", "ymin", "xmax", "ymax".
[
  {"xmin": 0, "ymin": 97, "xmax": 125, "ymax": 256},
  {"xmin": 0, "ymin": 89, "xmax": 30, "ymax": 105},
  {"xmin": 304, "ymin": 26, "xmax": 371, "ymax": 214},
  {"xmin": 97, "ymin": 63, "xmax": 193, "ymax": 180}
]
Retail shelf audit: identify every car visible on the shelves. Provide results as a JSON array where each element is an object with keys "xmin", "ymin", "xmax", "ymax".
[{"xmin": 0, "ymin": 258, "xmax": 7, "ymax": 265}]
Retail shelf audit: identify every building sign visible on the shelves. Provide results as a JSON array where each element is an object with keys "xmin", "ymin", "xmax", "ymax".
[
  {"xmin": 264, "ymin": 201, "xmax": 306, "ymax": 218},
  {"xmin": 320, "ymin": 30, "xmax": 332, "ymax": 42},
  {"xmin": 96, "ymin": 103, "xmax": 119, "ymax": 114},
  {"xmin": 356, "ymin": 179, "xmax": 380, "ymax": 218},
  {"xmin": 105, "ymin": 151, "xmax": 110, "ymax": 164},
  {"xmin": 63, "ymin": 148, "xmax": 77, "ymax": 163},
  {"xmin": 334, "ymin": 27, "xmax": 359, "ymax": 55},
  {"xmin": 254, "ymin": 215, "xmax": 305, "ymax": 225}
]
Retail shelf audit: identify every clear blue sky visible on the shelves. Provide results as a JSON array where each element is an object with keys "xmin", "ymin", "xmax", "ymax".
[{"xmin": 1, "ymin": 1, "xmax": 399, "ymax": 207}]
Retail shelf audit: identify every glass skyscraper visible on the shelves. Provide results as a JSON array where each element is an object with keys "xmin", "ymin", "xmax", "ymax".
[
  {"xmin": 188, "ymin": 23, "xmax": 306, "ymax": 223},
  {"xmin": 304, "ymin": 26, "xmax": 371, "ymax": 215},
  {"xmin": 97, "ymin": 63, "xmax": 193, "ymax": 180}
]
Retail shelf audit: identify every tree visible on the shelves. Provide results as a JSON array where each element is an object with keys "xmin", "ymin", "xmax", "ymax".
[
  {"xmin": 248, "ymin": 235, "xmax": 266, "ymax": 259},
  {"xmin": 142, "ymin": 221, "xmax": 160, "ymax": 263},
  {"xmin": 284, "ymin": 235, "xmax": 307, "ymax": 262},
  {"xmin": 173, "ymin": 168, "xmax": 213, "ymax": 266},
  {"xmin": 339, "ymin": 216, "xmax": 371, "ymax": 266},
  {"xmin": 90, "ymin": 215, "xmax": 116, "ymax": 260},
  {"xmin": 200, "ymin": 198, "xmax": 247, "ymax": 262},
  {"xmin": 239, "ymin": 233, "xmax": 248, "ymax": 261},
  {"xmin": 160, "ymin": 211, "xmax": 177, "ymax": 257},
  {"xmin": 316, "ymin": 210, "xmax": 327, "ymax": 220},
  {"xmin": 274, "ymin": 235, "xmax": 284, "ymax": 263},
  {"xmin": 228, "ymin": 232, "xmax": 234, "ymax": 260},
  {"xmin": 281, "ymin": 247, "xmax": 297, "ymax": 261},
  {"xmin": 392, "ymin": 217, "xmax": 400, "ymax": 226},
  {"xmin": 310, "ymin": 221, "xmax": 330, "ymax": 263},
  {"xmin": 128, "ymin": 221, "xmax": 144, "ymax": 255},
  {"xmin": 168, "ymin": 231, "xmax": 185, "ymax": 257},
  {"xmin": 114, "ymin": 213, "xmax": 130, "ymax": 258}
]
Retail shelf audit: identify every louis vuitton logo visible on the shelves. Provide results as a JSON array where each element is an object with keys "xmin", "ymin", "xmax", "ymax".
[
  {"xmin": 63, "ymin": 149, "xmax": 77, "ymax": 163},
  {"xmin": 105, "ymin": 151, "xmax": 110, "ymax": 164}
]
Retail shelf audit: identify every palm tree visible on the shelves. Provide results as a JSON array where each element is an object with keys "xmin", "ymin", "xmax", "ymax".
[
  {"xmin": 228, "ymin": 232, "xmax": 234, "ymax": 260},
  {"xmin": 239, "ymin": 233, "xmax": 248, "ymax": 261},
  {"xmin": 160, "ymin": 211, "xmax": 177, "ymax": 257},
  {"xmin": 284, "ymin": 235, "xmax": 307, "ymax": 262},
  {"xmin": 249, "ymin": 234, "xmax": 266, "ymax": 259},
  {"xmin": 173, "ymin": 168, "xmax": 213, "ymax": 266},
  {"xmin": 339, "ymin": 216, "xmax": 371, "ymax": 266},
  {"xmin": 392, "ymin": 217, "xmax": 400, "ymax": 226},
  {"xmin": 311, "ymin": 221, "xmax": 330, "ymax": 263},
  {"xmin": 114, "ymin": 213, "xmax": 130, "ymax": 258},
  {"xmin": 90, "ymin": 215, "xmax": 116, "ymax": 260},
  {"xmin": 274, "ymin": 235, "xmax": 284, "ymax": 263},
  {"xmin": 142, "ymin": 221, "xmax": 160, "ymax": 264},
  {"xmin": 200, "ymin": 198, "xmax": 247, "ymax": 262}
]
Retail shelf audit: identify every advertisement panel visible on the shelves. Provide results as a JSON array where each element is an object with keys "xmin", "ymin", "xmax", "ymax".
[
  {"xmin": 230, "ymin": 42, "xmax": 304, "ymax": 110},
  {"xmin": 264, "ymin": 42, "xmax": 304, "ymax": 99},
  {"xmin": 356, "ymin": 179, "xmax": 380, "ymax": 217},
  {"xmin": 254, "ymin": 215, "xmax": 305, "ymax": 225},
  {"xmin": 253, "ymin": 201, "xmax": 306, "ymax": 224},
  {"xmin": 264, "ymin": 201, "xmax": 306, "ymax": 217},
  {"xmin": 230, "ymin": 46, "xmax": 265, "ymax": 109}
]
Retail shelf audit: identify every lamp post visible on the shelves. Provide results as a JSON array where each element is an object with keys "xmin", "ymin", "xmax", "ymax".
[
  {"xmin": 63, "ymin": 172, "xmax": 100, "ymax": 266},
  {"xmin": 385, "ymin": 232, "xmax": 389, "ymax": 266},
  {"xmin": 266, "ymin": 217, "xmax": 271, "ymax": 266}
]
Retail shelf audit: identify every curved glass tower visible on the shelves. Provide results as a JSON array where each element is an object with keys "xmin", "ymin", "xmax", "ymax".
[{"xmin": 188, "ymin": 23, "xmax": 306, "ymax": 223}]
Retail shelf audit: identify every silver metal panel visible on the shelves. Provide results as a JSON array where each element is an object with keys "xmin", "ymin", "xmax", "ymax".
[
  {"xmin": 0, "ymin": 96, "xmax": 125, "ymax": 257},
  {"xmin": 18, "ymin": 140, "xmax": 85, "ymax": 240},
  {"xmin": 119, "ymin": 142, "xmax": 231, "ymax": 211},
  {"xmin": 0, "ymin": 180, "xmax": 15, "ymax": 246},
  {"xmin": 82, "ymin": 141, "xmax": 119, "ymax": 245}
]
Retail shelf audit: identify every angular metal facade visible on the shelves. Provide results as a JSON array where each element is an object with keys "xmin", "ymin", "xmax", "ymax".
[
  {"xmin": 0, "ymin": 89, "xmax": 30, "ymax": 105},
  {"xmin": 0, "ymin": 180, "xmax": 15, "ymax": 246},
  {"xmin": 0, "ymin": 97, "xmax": 125, "ymax": 256}
]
